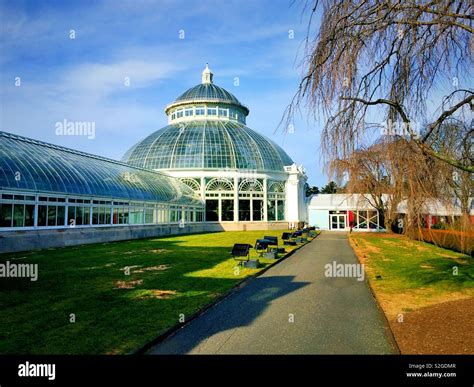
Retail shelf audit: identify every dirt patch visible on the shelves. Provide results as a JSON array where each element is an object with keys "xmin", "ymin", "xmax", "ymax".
[
  {"xmin": 438, "ymin": 253, "xmax": 457, "ymax": 258},
  {"xmin": 355, "ymin": 232, "xmax": 400, "ymax": 239},
  {"xmin": 419, "ymin": 264, "xmax": 434, "ymax": 269},
  {"xmin": 390, "ymin": 298, "xmax": 474, "ymax": 354},
  {"xmin": 415, "ymin": 245, "xmax": 430, "ymax": 252},
  {"xmin": 382, "ymin": 239, "xmax": 400, "ymax": 246},
  {"xmin": 138, "ymin": 290, "xmax": 177, "ymax": 299},
  {"xmin": 206, "ymin": 292, "xmax": 223, "ymax": 298},
  {"xmin": 365, "ymin": 245, "xmax": 381, "ymax": 254},
  {"xmin": 377, "ymin": 288, "xmax": 474, "ymax": 321},
  {"xmin": 132, "ymin": 265, "xmax": 170, "ymax": 274},
  {"xmin": 119, "ymin": 265, "xmax": 141, "ymax": 271},
  {"xmin": 349, "ymin": 237, "xmax": 377, "ymax": 263},
  {"xmin": 114, "ymin": 280, "xmax": 143, "ymax": 289},
  {"xmin": 149, "ymin": 249, "xmax": 168, "ymax": 254}
]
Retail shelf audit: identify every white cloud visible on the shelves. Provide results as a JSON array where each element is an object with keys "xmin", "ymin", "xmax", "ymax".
[{"xmin": 60, "ymin": 59, "xmax": 183, "ymax": 98}]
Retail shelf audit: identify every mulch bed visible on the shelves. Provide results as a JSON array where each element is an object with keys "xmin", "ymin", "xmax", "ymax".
[{"xmin": 390, "ymin": 297, "xmax": 474, "ymax": 354}]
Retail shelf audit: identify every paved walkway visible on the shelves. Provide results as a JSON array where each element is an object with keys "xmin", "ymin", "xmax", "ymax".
[{"xmin": 148, "ymin": 232, "xmax": 397, "ymax": 354}]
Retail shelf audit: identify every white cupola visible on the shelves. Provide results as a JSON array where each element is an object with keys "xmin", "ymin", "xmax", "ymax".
[{"xmin": 201, "ymin": 63, "xmax": 213, "ymax": 84}]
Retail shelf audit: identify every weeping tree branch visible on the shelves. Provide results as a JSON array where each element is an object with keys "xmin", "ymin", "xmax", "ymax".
[
  {"xmin": 288, "ymin": 0, "xmax": 472, "ymax": 164},
  {"xmin": 340, "ymin": 94, "xmax": 474, "ymax": 173}
]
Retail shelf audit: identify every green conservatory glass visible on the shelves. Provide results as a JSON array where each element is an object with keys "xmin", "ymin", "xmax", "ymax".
[
  {"xmin": 175, "ymin": 84, "xmax": 244, "ymax": 107},
  {"xmin": 0, "ymin": 131, "xmax": 201, "ymax": 206},
  {"xmin": 122, "ymin": 121, "xmax": 294, "ymax": 172}
]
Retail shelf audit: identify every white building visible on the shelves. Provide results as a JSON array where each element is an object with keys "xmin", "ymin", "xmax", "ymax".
[
  {"xmin": 308, "ymin": 194, "xmax": 384, "ymax": 231},
  {"xmin": 308, "ymin": 194, "xmax": 474, "ymax": 231}
]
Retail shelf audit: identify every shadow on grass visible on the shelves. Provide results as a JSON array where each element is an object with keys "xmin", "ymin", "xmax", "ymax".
[{"xmin": 404, "ymin": 256, "xmax": 474, "ymax": 287}]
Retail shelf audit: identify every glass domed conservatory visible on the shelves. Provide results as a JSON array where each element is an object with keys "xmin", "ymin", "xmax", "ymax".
[
  {"xmin": 0, "ymin": 131, "xmax": 205, "ymax": 253},
  {"xmin": 122, "ymin": 65, "xmax": 307, "ymax": 229},
  {"xmin": 0, "ymin": 65, "xmax": 307, "ymax": 252}
]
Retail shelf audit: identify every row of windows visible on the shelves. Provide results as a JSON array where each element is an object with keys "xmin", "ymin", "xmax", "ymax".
[
  {"xmin": 0, "ymin": 201, "xmax": 204, "ymax": 229},
  {"xmin": 170, "ymin": 106, "xmax": 245, "ymax": 123},
  {"xmin": 205, "ymin": 198, "xmax": 285, "ymax": 222},
  {"xmin": 0, "ymin": 193, "xmax": 160, "ymax": 207},
  {"xmin": 267, "ymin": 199, "xmax": 285, "ymax": 222},
  {"xmin": 0, "ymin": 199, "xmax": 285, "ymax": 227}
]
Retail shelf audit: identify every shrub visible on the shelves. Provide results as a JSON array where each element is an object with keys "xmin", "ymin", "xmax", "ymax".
[{"xmin": 419, "ymin": 229, "xmax": 474, "ymax": 256}]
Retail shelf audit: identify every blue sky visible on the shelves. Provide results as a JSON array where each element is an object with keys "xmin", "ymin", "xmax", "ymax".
[{"xmin": 0, "ymin": 0, "xmax": 329, "ymax": 186}]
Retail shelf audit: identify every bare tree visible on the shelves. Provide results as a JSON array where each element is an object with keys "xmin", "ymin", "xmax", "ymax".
[
  {"xmin": 289, "ymin": 0, "xmax": 473, "ymax": 174},
  {"xmin": 331, "ymin": 142, "xmax": 392, "ymax": 228},
  {"xmin": 430, "ymin": 118, "xmax": 473, "ymax": 225}
]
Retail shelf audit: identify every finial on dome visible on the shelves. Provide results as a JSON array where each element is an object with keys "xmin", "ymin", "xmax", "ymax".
[{"xmin": 201, "ymin": 63, "xmax": 213, "ymax": 84}]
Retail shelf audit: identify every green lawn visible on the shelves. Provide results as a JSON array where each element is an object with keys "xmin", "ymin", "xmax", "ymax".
[
  {"xmin": 349, "ymin": 233, "xmax": 474, "ymax": 318},
  {"xmin": 0, "ymin": 230, "xmax": 307, "ymax": 354}
]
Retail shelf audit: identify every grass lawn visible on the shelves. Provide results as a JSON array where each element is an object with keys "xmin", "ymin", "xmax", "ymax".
[
  {"xmin": 0, "ymin": 230, "xmax": 308, "ymax": 354},
  {"xmin": 349, "ymin": 233, "xmax": 474, "ymax": 353}
]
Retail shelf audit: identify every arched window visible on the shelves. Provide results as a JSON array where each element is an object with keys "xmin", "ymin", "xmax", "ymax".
[
  {"xmin": 268, "ymin": 181, "xmax": 285, "ymax": 193},
  {"xmin": 205, "ymin": 178, "xmax": 234, "ymax": 192},
  {"xmin": 267, "ymin": 181, "xmax": 285, "ymax": 222},
  {"xmin": 179, "ymin": 178, "xmax": 201, "ymax": 192},
  {"xmin": 238, "ymin": 178, "xmax": 263, "ymax": 192},
  {"xmin": 204, "ymin": 178, "xmax": 234, "ymax": 222}
]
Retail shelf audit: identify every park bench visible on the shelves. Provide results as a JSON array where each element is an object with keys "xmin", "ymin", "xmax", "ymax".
[
  {"xmin": 292, "ymin": 230, "xmax": 303, "ymax": 243},
  {"xmin": 282, "ymin": 232, "xmax": 296, "ymax": 246},
  {"xmin": 263, "ymin": 236, "xmax": 278, "ymax": 248},
  {"xmin": 254, "ymin": 238, "xmax": 276, "ymax": 258},
  {"xmin": 231, "ymin": 243, "xmax": 252, "ymax": 265},
  {"xmin": 254, "ymin": 239, "xmax": 270, "ymax": 256},
  {"xmin": 263, "ymin": 235, "xmax": 283, "ymax": 256}
]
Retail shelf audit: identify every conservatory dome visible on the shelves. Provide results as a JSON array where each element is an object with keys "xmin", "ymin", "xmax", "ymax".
[
  {"xmin": 122, "ymin": 121, "xmax": 293, "ymax": 171},
  {"xmin": 164, "ymin": 64, "xmax": 249, "ymax": 117},
  {"xmin": 172, "ymin": 83, "xmax": 245, "ymax": 108},
  {"xmin": 122, "ymin": 64, "xmax": 293, "ymax": 172}
]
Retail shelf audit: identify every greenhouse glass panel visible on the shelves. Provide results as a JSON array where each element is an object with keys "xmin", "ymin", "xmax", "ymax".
[
  {"xmin": 25, "ymin": 204, "xmax": 35, "ymax": 226},
  {"xmin": 205, "ymin": 200, "xmax": 218, "ymax": 221},
  {"xmin": 38, "ymin": 205, "xmax": 47, "ymax": 226},
  {"xmin": 47, "ymin": 206, "xmax": 57, "ymax": 226},
  {"xmin": 267, "ymin": 200, "xmax": 276, "ymax": 221},
  {"xmin": 13, "ymin": 204, "xmax": 25, "ymax": 227},
  {"xmin": 277, "ymin": 200, "xmax": 285, "ymax": 221},
  {"xmin": 0, "ymin": 132, "xmax": 201, "ymax": 207},
  {"xmin": 57, "ymin": 206, "xmax": 65, "ymax": 226},
  {"xmin": 239, "ymin": 200, "xmax": 250, "ymax": 221},
  {"xmin": 221, "ymin": 199, "xmax": 234, "ymax": 221},
  {"xmin": 121, "ymin": 121, "xmax": 293, "ymax": 173},
  {"xmin": 252, "ymin": 200, "xmax": 263, "ymax": 221},
  {"xmin": 0, "ymin": 203, "xmax": 12, "ymax": 227}
]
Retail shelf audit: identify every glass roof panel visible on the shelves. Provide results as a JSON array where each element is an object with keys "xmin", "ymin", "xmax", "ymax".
[
  {"xmin": 175, "ymin": 84, "xmax": 243, "ymax": 106},
  {"xmin": 122, "ymin": 121, "xmax": 293, "ymax": 172},
  {"xmin": 0, "ymin": 131, "xmax": 202, "ymax": 206}
]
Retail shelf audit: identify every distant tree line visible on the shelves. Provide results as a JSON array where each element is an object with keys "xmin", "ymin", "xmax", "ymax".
[{"xmin": 305, "ymin": 181, "xmax": 339, "ymax": 197}]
